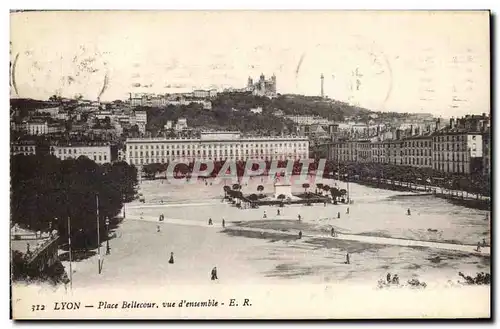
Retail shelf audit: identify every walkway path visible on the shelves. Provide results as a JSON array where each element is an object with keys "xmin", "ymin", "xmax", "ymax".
[{"xmin": 126, "ymin": 216, "xmax": 490, "ymax": 256}]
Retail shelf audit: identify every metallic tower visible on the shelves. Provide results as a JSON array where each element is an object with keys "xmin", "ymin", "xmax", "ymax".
[{"xmin": 320, "ymin": 73, "xmax": 324, "ymax": 98}]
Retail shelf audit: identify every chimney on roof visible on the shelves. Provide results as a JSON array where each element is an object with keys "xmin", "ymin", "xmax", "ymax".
[
  {"xmin": 449, "ymin": 117, "xmax": 455, "ymax": 129},
  {"xmin": 396, "ymin": 129, "xmax": 401, "ymax": 140},
  {"xmin": 410, "ymin": 125, "xmax": 414, "ymax": 136},
  {"xmin": 435, "ymin": 119, "xmax": 441, "ymax": 131}
]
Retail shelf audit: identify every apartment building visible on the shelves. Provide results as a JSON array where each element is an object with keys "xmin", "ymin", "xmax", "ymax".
[
  {"xmin": 11, "ymin": 140, "xmax": 37, "ymax": 156},
  {"xmin": 125, "ymin": 132, "xmax": 309, "ymax": 166},
  {"xmin": 401, "ymin": 135, "xmax": 433, "ymax": 168},
  {"xmin": 50, "ymin": 141, "xmax": 112, "ymax": 164},
  {"xmin": 432, "ymin": 132, "xmax": 483, "ymax": 174}
]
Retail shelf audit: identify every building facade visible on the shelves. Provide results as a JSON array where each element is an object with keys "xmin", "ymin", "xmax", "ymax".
[
  {"xmin": 483, "ymin": 132, "xmax": 490, "ymax": 176},
  {"xmin": 25, "ymin": 121, "xmax": 63, "ymax": 135},
  {"xmin": 402, "ymin": 135, "xmax": 433, "ymax": 168},
  {"xmin": 193, "ymin": 90, "xmax": 210, "ymax": 98},
  {"xmin": 11, "ymin": 140, "xmax": 37, "ymax": 156},
  {"xmin": 125, "ymin": 132, "xmax": 309, "ymax": 166},
  {"xmin": 371, "ymin": 141, "xmax": 387, "ymax": 164},
  {"xmin": 355, "ymin": 140, "xmax": 372, "ymax": 163},
  {"xmin": 432, "ymin": 132, "xmax": 483, "ymax": 174},
  {"xmin": 385, "ymin": 140, "xmax": 403, "ymax": 165},
  {"xmin": 50, "ymin": 142, "xmax": 112, "ymax": 164}
]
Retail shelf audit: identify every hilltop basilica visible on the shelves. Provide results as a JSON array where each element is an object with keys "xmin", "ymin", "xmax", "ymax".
[{"xmin": 247, "ymin": 73, "xmax": 277, "ymax": 98}]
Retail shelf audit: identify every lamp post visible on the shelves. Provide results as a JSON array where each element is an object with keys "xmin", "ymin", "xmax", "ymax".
[
  {"xmin": 105, "ymin": 217, "xmax": 110, "ymax": 255},
  {"xmin": 66, "ymin": 216, "xmax": 73, "ymax": 291},
  {"xmin": 96, "ymin": 194, "xmax": 101, "ymax": 274}
]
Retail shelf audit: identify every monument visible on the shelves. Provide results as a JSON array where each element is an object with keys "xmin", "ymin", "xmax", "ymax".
[{"xmin": 273, "ymin": 174, "xmax": 293, "ymax": 199}]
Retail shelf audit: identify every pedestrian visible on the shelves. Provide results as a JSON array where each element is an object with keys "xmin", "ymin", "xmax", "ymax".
[
  {"xmin": 482, "ymin": 238, "xmax": 487, "ymax": 247},
  {"xmin": 277, "ymin": 209, "xmax": 280, "ymax": 216},
  {"xmin": 263, "ymin": 211, "xmax": 267, "ymax": 219},
  {"xmin": 407, "ymin": 208, "xmax": 411, "ymax": 216},
  {"xmin": 208, "ymin": 218, "xmax": 213, "ymax": 225},
  {"xmin": 337, "ymin": 212, "xmax": 341, "ymax": 219},
  {"xmin": 346, "ymin": 207, "xmax": 350, "ymax": 214},
  {"xmin": 222, "ymin": 219, "xmax": 225, "ymax": 228},
  {"xmin": 298, "ymin": 231, "xmax": 302, "ymax": 239},
  {"xmin": 157, "ymin": 225, "xmax": 161, "ymax": 232},
  {"xmin": 211, "ymin": 267, "xmax": 218, "ymax": 280},
  {"xmin": 324, "ymin": 202, "xmax": 327, "ymax": 207},
  {"xmin": 476, "ymin": 242, "xmax": 481, "ymax": 252},
  {"xmin": 169, "ymin": 252, "xmax": 174, "ymax": 264},
  {"xmin": 386, "ymin": 273, "xmax": 391, "ymax": 284},
  {"xmin": 392, "ymin": 274, "xmax": 399, "ymax": 285},
  {"xmin": 331, "ymin": 227, "xmax": 335, "ymax": 237},
  {"xmin": 298, "ymin": 214, "xmax": 301, "ymax": 221},
  {"xmin": 345, "ymin": 253, "xmax": 350, "ymax": 264}
]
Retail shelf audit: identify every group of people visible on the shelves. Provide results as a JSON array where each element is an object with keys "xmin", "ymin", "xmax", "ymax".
[
  {"xmin": 208, "ymin": 218, "xmax": 225, "ymax": 228},
  {"xmin": 476, "ymin": 239, "xmax": 488, "ymax": 252},
  {"xmin": 167, "ymin": 251, "xmax": 219, "ymax": 281},
  {"xmin": 386, "ymin": 273, "xmax": 400, "ymax": 285}
]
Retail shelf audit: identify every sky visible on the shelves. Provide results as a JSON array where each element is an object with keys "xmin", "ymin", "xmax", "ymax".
[{"xmin": 10, "ymin": 11, "xmax": 490, "ymax": 117}]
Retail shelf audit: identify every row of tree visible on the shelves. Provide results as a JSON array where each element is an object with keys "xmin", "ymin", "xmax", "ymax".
[
  {"xmin": 141, "ymin": 160, "xmax": 318, "ymax": 180},
  {"xmin": 11, "ymin": 154, "xmax": 138, "ymax": 250},
  {"xmin": 329, "ymin": 162, "xmax": 490, "ymax": 197},
  {"xmin": 141, "ymin": 159, "xmax": 490, "ymax": 197}
]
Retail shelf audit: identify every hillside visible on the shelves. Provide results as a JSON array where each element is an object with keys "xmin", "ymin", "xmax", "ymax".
[
  {"xmin": 10, "ymin": 94, "xmax": 421, "ymax": 136},
  {"xmin": 145, "ymin": 93, "xmax": 377, "ymax": 135}
]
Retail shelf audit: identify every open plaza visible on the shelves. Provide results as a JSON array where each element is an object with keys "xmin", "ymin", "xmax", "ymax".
[{"xmin": 49, "ymin": 176, "xmax": 490, "ymax": 290}]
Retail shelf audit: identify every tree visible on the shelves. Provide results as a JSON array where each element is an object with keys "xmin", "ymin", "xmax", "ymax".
[
  {"xmin": 277, "ymin": 194, "xmax": 286, "ymax": 207},
  {"xmin": 330, "ymin": 187, "xmax": 340, "ymax": 203},
  {"xmin": 234, "ymin": 191, "xmax": 244, "ymax": 206},
  {"xmin": 49, "ymin": 95, "xmax": 61, "ymax": 102},
  {"xmin": 248, "ymin": 194, "xmax": 259, "ymax": 201},
  {"xmin": 257, "ymin": 185, "xmax": 264, "ymax": 196},
  {"xmin": 11, "ymin": 154, "xmax": 137, "ymax": 252}
]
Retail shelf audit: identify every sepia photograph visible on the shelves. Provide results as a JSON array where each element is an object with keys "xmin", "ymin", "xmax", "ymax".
[{"xmin": 9, "ymin": 10, "xmax": 491, "ymax": 319}]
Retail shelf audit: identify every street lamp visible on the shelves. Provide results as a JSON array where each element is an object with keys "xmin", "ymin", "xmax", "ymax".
[
  {"xmin": 105, "ymin": 217, "xmax": 110, "ymax": 255},
  {"xmin": 122, "ymin": 195, "xmax": 126, "ymax": 219}
]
